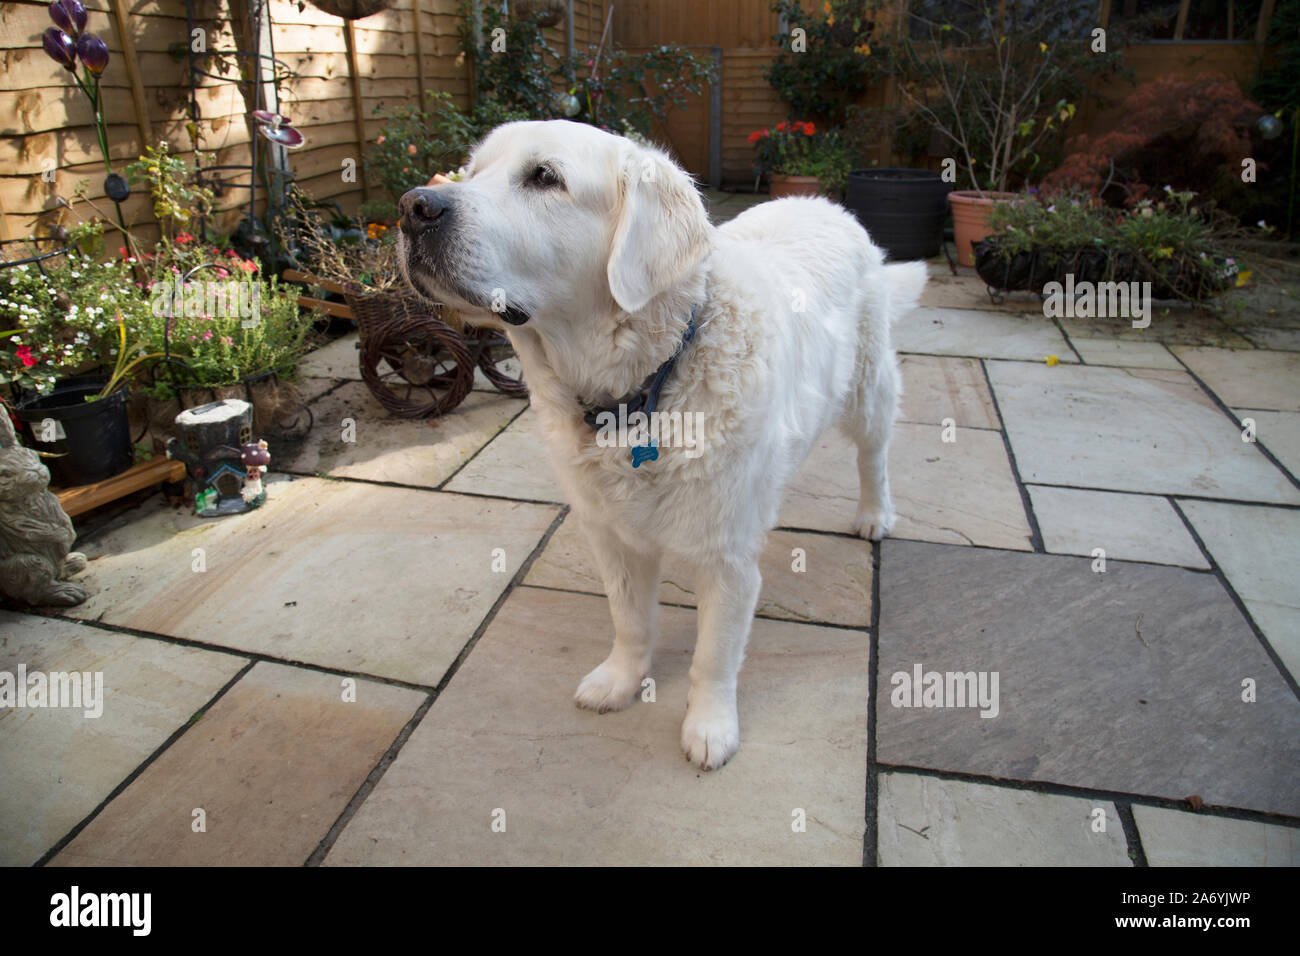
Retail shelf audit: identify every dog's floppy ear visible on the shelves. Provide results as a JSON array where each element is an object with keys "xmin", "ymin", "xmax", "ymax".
[{"xmin": 606, "ymin": 142, "xmax": 711, "ymax": 314}]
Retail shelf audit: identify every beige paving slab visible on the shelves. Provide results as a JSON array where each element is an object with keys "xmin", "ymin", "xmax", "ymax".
[
  {"xmin": 298, "ymin": 332, "xmax": 362, "ymax": 380},
  {"xmin": 326, "ymin": 587, "xmax": 869, "ymax": 866},
  {"xmin": 0, "ymin": 612, "xmax": 248, "ymax": 866},
  {"xmin": 1132, "ymin": 805, "xmax": 1300, "ymax": 866},
  {"xmin": 780, "ymin": 423, "xmax": 1033, "ymax": 550},
  {"xmin": 919, "ymin": 267, "xmax": 1039, "ymax": 313},
  {"xmin": 1068, "ymin": 337, "xmax": 1182, "ymax": 370},
  {"xmin": 51, "ymin": 661, "xmax": 424, "ymax": 866},
  {"xmin": 896, "ymin": 306, "xmax": 1074, "ymax": 362},
  {"xmin": 525, "ymin": 515, "xmax": 871, "ymax": 627},
  {"xmin": 283, "ymin": 380, "xmax": 524, "ymax": 488},
  {"xmin": 444, "ymin": 408, "xmax": 566, "ymax": 503},
  {"xmin": 1172, "ymin": 347, "xmax": 1300, "ymax": 412},
  {"xmin": 1027, "ymin": 486, "xmax": 1209, "ymax": 569},
  {"xmin": 878, "ymin": 773, "xmax": 1130, "ymax": 867},
  {"xmin": 1234, "ymin": 409, "xmax": 1300, "ymax": 478},
  {"xmin": 988, "ymin": 361, "xmax": 1300, "ymax": 505},
  {"xmin": 64, "ymin": 477, "xmax": 558, "ymax": 686},
  {"xmin": 898, "ymin": 355, "xmax": 1000, "ymax": 429},
  {"xmin": 298, "ymin": 376, "xmax": 344, "ymax": 403},
  {"xmin": 1178, "ymin": 500, "xmax": 1300, "ymax": 684},
  {"xmin": 1061, "ymin": 313, "xmax": 1252, "ymax": 348}
]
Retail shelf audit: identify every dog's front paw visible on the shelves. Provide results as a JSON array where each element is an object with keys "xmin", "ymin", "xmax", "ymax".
[
  {"xmin": 574, "ymin": 656, "xmax": 646, "ymax": 714},
  {"xmin": 853, "ymin": 507, "xmax": 896, "ymax": 542},
  {"xmin": 681, "ymin": 693, "xmax": 739, "ymax": 770}
]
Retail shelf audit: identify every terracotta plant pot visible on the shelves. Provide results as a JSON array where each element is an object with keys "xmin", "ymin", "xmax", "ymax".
[
  {"xmin": 769, "ymin": 175, "xmax": 822, "ymax": 199},
  {"xmin": 949, "ymin": 190, "xmax": 1018, "ymax": 267}
]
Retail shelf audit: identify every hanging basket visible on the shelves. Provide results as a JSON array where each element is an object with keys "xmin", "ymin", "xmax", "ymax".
[{"xmin": 302, "ymin": 0, "xmax": 396, "ymax": 20}]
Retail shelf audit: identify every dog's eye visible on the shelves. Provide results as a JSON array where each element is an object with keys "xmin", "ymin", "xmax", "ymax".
[{"xmin": 527, "ymin": 164, "xmax": 563, "ymax": 189}]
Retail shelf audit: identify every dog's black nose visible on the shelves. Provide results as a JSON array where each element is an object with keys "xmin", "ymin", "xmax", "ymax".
[{"xmin": 399, "ymin": 187, "xmax": 450, "ymax": 236}]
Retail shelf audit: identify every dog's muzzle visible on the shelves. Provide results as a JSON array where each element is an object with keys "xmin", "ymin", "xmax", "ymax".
[{"xmin": 399, "ymin": 187, "xmax": 451, "ymax": 239}]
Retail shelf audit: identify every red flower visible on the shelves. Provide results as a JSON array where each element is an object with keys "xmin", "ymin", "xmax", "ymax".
[
  {"xmin": 747, "ymin": 130, "xmax": 763, "ymax": 144},
  {"xmin": 175, "ymin": 232, "xmax": 194, "ymax": 244},
  {"xmin": 238, "ymin": 259, "xmax": 257, "ymax": 273},
  {"xmin": 16, "ymin": 345, "xmax": 36, "ymax": 368},
  {"xmin": 777, "ymin": 121, "xmax": 788, "ymax": 132},
  {"xmin": 802, "ymin": 122, "xmax": 816, "ymax": 136}
]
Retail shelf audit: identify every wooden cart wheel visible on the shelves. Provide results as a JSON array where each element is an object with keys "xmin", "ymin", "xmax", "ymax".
[
  {"xmin": 358, "ymin": 312, "xmax": 475, "ymax": 417},
  {"xmin": 467, "ymin": 326, "xmax": 528, "ymax": 396}
]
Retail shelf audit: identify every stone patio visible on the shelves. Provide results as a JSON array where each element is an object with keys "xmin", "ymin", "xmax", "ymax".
[{"xmin": 3, "ymin": 249, "xmax": 1298, "ymax": 867}]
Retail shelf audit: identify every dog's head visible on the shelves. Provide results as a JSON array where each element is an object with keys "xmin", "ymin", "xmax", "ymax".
[{"xmin": 398, "ymin": 120, "xmax": 711, "ymax": 329}]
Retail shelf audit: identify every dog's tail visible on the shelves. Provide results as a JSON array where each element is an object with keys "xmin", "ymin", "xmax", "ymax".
[{"xmin": 883, "ymin": 261, "xmax": 928, "ymax": 323}]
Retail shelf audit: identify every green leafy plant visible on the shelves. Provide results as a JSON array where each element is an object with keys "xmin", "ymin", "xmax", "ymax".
[
  {"xmin": 749, "ymin": 120, "xmax": 853, "ymax": 194},
  {"xmin": 366, "ymin": 92, "xmax": 528, "ymax": 204},
  {"xmin": 765, "ymin": 0, "xmax": 889, "ymax": 125},
  {"xmin": 982, "ymin": 185, "xmax": 1250, "ymax": 299},
  {"xmin": 459, "ymin": 0, "xmax": 716, "ymax": 136},
  {"xmin": 124, "ymin": 142, "xmax": 216, "ymax": 244},
  {"xmin": 891, "ymin": 0, "xmax": 1142, "ymax": 193}
]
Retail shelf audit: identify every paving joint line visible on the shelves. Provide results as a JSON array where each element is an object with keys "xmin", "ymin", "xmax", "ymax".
[
  {"xmin": 1167, "ymin": 498, "xmax": 1300, "ymax": 703},
  {"xmin": 876, "ymin": 763, "xmax": 1300, "ymax": 828},
  {"xmin": 862, "ymin": 536, "xmax": 884, "ymax": 868},
  {"xmin": 304, "ymin": 504, "xmax": 570, "ymax": 866},
  {"xmin": 977, "ymin": 358, "xmax": 1046, "ymax": 552},
  {"xmin": 34, "ymin": 659, "xmax": 258, "ymax": 867}
]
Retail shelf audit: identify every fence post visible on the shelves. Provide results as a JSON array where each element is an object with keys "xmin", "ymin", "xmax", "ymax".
[
  {"xmin": 344, "ymin": 19, "xmax": 371, "ymax": 202},
  {"xmin": 709, "ymin": 46, "xmax": 722, "ymax": 190},
  {"xmin": 108, "ymin": 0, "xmax": 153, "ymax": 156}
]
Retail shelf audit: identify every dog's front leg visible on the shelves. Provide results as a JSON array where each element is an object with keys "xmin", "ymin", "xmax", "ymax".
[
  {"xmin": 682, "ymin": 559, "xmax": 761, "ymax": 770},
  {"xmin": 573, "ymin": 520, "xmax": 661, "ymax": 714}
]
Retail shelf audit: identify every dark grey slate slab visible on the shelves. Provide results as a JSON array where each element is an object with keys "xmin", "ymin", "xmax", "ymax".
[{"xmin": 876, "ymin": 539, "xmax": 1300, "ymax": 817}]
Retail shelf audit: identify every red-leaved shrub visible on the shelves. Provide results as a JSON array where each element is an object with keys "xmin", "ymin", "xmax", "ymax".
[{"xmin": 1044, "ymin": 74, "xmax": 1263, "ymax": 207}]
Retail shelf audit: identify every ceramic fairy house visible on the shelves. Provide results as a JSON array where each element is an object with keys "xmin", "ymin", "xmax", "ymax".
[{"xmin": 166, "ymin": 400, "xmax": 270, "ymax": 517}]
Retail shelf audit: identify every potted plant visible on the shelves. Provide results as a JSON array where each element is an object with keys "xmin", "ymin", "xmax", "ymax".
[
  {"xmin": 974, "ymin": 187, "xmax": 1245, "ymax": 302},
  {"xmin": 893, "ymin": 1, "xmax": 1133, "ymax": 265},
  {"xmin": 750, "ymin": 121, "xmax": 853, "ymax": 198},
  {"xmin": 0, "ymin": 251, "xmax": 159, "ymax": 486}
]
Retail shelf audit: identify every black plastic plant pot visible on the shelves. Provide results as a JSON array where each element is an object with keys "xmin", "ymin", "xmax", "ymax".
[
  {"xmin": 845, "ymin": 168, "xmax": 952, "ymax": 261},
  {"xmin": 16, "ymin": 382, "xmax": 132, "ymax": 487}
]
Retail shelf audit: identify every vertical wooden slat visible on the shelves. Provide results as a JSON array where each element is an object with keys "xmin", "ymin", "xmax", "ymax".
[
  {"xmin": 343, "ymin": 19, "xmax": 370, "ymax": 201},
  {"xmin": 1173, "ymin": 0, "xmax": 1190, "ymax": 40},
  {"xmin": 108, "ymin": 0, "xmax": 153, "ymax": 156},
  {"xmin": 412, "ymin": 0, "xmax": 428, "ymax": 105},
  {"xmin": 1098, "ymin": 0, "xmax": 1112, "ymax": 30},
  {"xmin": 708, "ymin": 45, "xmax": 722, "ymax": 189},
  {"xmin": 1256, "ymin": 0, "xmax": 1276, "ymax": 43}
]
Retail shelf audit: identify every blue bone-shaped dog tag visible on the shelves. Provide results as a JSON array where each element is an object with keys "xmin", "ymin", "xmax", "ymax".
[{"xmin": 630, "ymin": 440, "xmax": 659, "ymax": 468}]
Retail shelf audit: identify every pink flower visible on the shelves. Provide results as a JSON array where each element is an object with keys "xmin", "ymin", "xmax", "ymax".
[
  {"xmin": 407, "ymin": 143, "xmax": 417, "ymax": 156},
  {"xmin": 238, "ymin": 259, "xmax": 257, "ymax": 273},
  {"xmin": 16, "ymin": 345, "xmax": 36, "ymax": 368},
  {"xmin": 220, "ymin": 336, "xmax": 233, "ymax": 346},
  {"xmin": 202, "ymin": 330, "xmax": 213, "ymax": 341}
]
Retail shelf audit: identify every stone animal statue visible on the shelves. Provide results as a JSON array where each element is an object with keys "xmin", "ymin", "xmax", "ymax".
[{"xmin": 0, "ymin": 409, "xmax": 89, "ymax": 606}]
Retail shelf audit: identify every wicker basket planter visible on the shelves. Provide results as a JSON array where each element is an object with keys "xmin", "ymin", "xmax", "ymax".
[{"xmin": 973, "ymin": 237, "xmax": 1238, "ymax": 302}]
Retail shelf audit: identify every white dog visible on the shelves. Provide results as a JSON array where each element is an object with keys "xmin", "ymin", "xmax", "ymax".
[{"xmin": 399, "ymin": 120, "xmax": 926, "ymax": 769}]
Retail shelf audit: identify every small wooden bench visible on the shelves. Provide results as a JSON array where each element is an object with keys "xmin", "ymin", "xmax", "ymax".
[{"xmin": 56, "ymin": 457, "xmax": 187, "ymax": 518}]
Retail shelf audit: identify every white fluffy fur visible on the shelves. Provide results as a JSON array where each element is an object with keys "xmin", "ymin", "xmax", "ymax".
[{"xmin": 400, "ymin": 120, "xmax": 927, "ymax": 769}]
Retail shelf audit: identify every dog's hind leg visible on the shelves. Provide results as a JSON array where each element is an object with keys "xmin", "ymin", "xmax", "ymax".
[
  {"xmin": 845, "ymin": 358, "xmax": 901, "ymax": 542},
  {"xmin": 681, "ymin": 556, "xmax": 761, "ymax": 770},
  {"xmin": 574, "ymin": 519, "xmax": 662, "ymax": 714}
]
